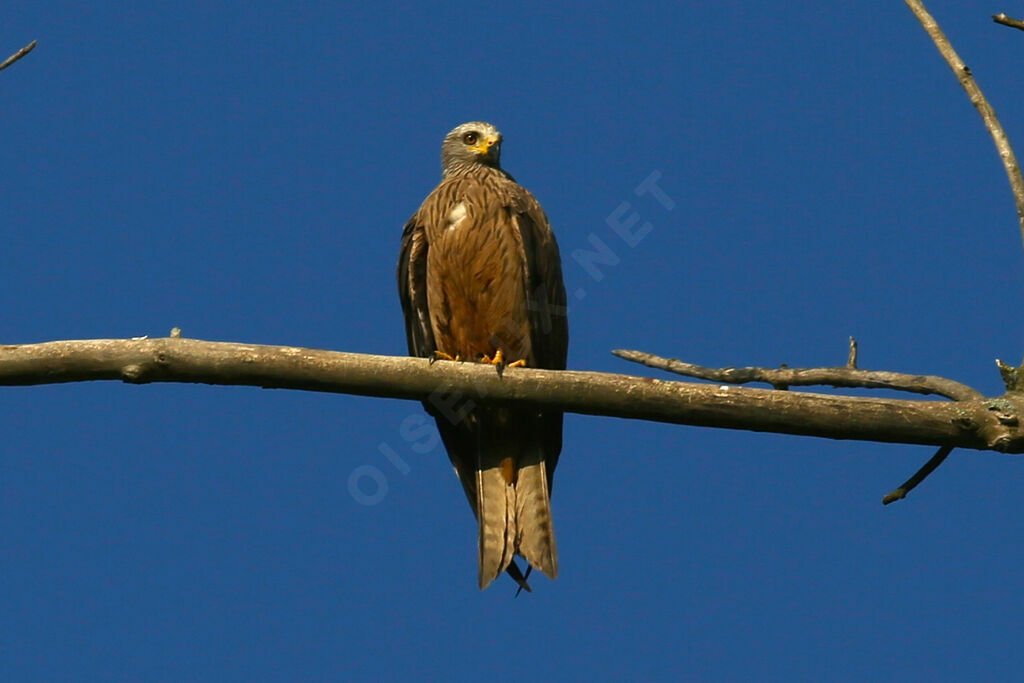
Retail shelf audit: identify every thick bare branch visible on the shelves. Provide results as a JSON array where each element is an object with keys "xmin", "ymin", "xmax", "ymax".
[
  {"xmin": 612, "ymin": 349, "xmax": 983, "ymax": 401},
  {"xmin": 1, "ymin": 337, "xmax": 1021, "ymax": 453},
  {"xmin": 905, "ymin": 1, "xmax": 1024, "ymax": 254},
  {"xmin": 0, "ymin": 40, "xmax": 37, "ymax": 72}
]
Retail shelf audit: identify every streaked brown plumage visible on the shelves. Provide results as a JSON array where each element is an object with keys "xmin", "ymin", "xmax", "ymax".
[{"xmin": 397, "ymin": 122, "xmax": 568, "ymax": 590}]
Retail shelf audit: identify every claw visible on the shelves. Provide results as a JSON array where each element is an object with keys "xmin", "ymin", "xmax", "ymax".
[
  {"xmin": 479, "ymin": 349, "xmax": 503, "ymax": 366},
  {"xmin": 430, "ymin": 350, "xmax": 460, "ymax": 364},
  {"xmin": 479, "ymin": 349, "xmax": 527, "ymax": 377}
]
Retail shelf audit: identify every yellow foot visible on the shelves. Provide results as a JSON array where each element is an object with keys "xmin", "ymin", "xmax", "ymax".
[
  {"xmin": 479, "ymin": 349, "xmax": 527, "ymax": 375},
  {"xmin": 430, "ymin": 350, "xmax": 462, "ymax": 364}
]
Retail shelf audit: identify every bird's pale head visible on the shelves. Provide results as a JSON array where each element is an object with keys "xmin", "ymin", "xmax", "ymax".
[{"xmin": 441, "ymin": 121, "xmax": 502, "ymax": 176}]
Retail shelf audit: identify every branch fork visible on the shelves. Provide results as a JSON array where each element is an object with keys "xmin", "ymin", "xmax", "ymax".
[{"xmin": 613, "ymin": 341, "xmax": 1023, "ymax": 504}]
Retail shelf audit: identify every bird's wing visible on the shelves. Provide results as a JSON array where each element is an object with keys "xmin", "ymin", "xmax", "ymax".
[
  {"xmin": 397, "ymin": 218, "xmax": 436, "ymax": 358},
  {"xmin": 508, "ymin": 191, "xmax": 569, "ymax": 478},
  {"xmin": 511, "ymin": 196, "xmax": 567, "ymax": 369}
]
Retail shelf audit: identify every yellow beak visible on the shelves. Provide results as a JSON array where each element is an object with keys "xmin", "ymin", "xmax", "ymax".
[{"xmin": 469, "ymin": 135, "xmax": 500, "ymax": 156}]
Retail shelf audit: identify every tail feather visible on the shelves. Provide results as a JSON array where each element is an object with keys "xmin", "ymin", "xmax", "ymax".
[
  {"xmin": 514, "ymin": 461, "xmax": 558, "ymax": 579},
  {"xmin": 476, "ymin": 466, "xmax": 517, "ymax": 589},
  {"xmin": 475, "ymin": 458, "xmax": 558, "ymax": 589},
  {"xmin": 456, "ymin": 408, "xmax": 560, "ymax": 591}
]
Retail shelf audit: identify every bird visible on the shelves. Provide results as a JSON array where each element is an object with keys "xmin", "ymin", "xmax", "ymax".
[{"xmin": 397, "ymin": 121, "xmax": 569, "ymax": 591}]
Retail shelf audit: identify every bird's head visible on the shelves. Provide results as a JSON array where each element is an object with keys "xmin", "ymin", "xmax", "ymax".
[{"xmin": 441, "ymin": 121, "xmax": 502, "ymax": 175}]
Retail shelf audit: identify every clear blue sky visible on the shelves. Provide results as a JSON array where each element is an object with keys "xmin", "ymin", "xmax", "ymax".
[{"xmin": 3, "ymin": 2, "xmax": 1023, "ymax": 680}]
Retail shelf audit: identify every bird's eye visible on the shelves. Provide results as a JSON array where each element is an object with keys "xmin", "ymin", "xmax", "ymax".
[{"xmin": 462, "ymin": 132, "xmax": 478, "ymax": 145}]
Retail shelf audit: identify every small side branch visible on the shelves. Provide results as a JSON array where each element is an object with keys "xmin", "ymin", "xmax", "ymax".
[
  {"xmin": 996, "ymin": 357, "xmax": 1024, "ymax": 392},
  {"xmin": 613, "ymin": 348, "xmax": 986, "ymax": 502},
  {"xmin": 0, "ymin": 40, "xmax": 37, "ymax": 72},
  {"xmin": 612, "ymin": 349, "xmax": 983, "ymax": 401},
  {"xmin": 905, "ymin": 1, "xmax": 1024, "ymax": 254},
  {"xmin": 882, "ymin": 445, "xmax": 953, "ymax": 504},
  {"xmin": 993, "ymin": 13, "xmax": 1024, "ymax": 32}
]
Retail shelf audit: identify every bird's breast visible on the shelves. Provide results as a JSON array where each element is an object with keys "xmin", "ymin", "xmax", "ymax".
[
  {"xmin": 425, "ymin": 201, "xmax": 531, "ymax": 362},
  {"xmin": 445, "ymin": 202, "xmax": 468, "ymax": 231}
]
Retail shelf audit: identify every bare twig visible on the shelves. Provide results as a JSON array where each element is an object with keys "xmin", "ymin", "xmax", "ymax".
[
  {"xmin": 614, "ymin": 347, "xmax": 981, "ymax": 502},
  {"xmin": 996, "ymin": 357, "xmax": 1024, "ymax": 392},
  {"xmin": 905, "ymin": 1, "xmax": 1024, "ymax": 254},
  {"xmin": 993, "ymin": 13, "xmax": 1024, "ymax": 32},
  {"xmin": 0, "ymin": 40, "xmax": 37, "ymax": 72},
  {"xmin": 1, "ymin": 336, "xmax": 1021, "ymax": 452},
  {"xmin": 882, "ymin": 445, "xmax": 953, "ymax": 504},
  {"xmin": 612, "ymin": 349, "xmax": 983, "ymax": 401}
]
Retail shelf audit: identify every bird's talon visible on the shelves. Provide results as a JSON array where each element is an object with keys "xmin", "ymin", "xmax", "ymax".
[
  {"xmin": 478, "ymin": 350, "xmax": 527, "ymax": 376},
  {"xmin": 479, "ymin": 350, "xmax": 503, "ymax": 366}
]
